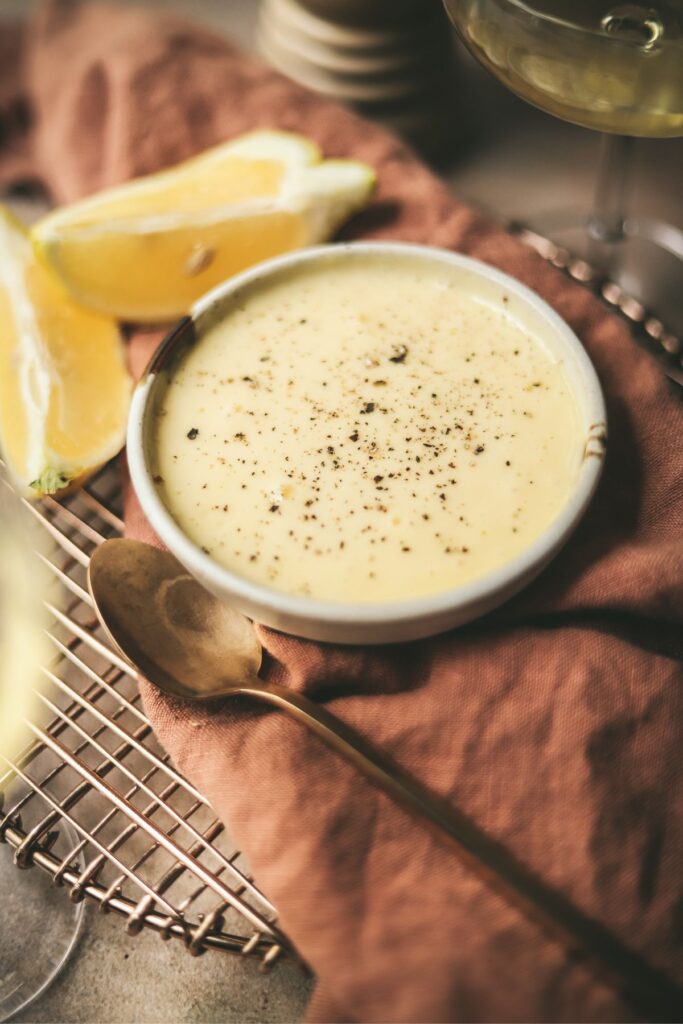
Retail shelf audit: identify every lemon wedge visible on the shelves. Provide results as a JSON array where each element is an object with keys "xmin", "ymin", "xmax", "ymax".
[
  {"xmin": 32, "ymin": 130, "xmax": 376, "ymax": 322},
  {"xmin": 0, "ymin": 208, "xmax": 131, "ymax": 498}
]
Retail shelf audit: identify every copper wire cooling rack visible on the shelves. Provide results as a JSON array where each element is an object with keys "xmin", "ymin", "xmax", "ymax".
[
  {"xmin": 0, "ymin": 461, "xmax": 288, "ymax": 967},
  {"xmin": 0, "ymin": 228, "xmax": 680, "ymax": 976}
]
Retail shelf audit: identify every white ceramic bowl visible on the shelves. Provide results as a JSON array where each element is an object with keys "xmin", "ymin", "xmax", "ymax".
[{"xmin": 128, "ymin": 242, "xmax": 606, "ymax": 645}]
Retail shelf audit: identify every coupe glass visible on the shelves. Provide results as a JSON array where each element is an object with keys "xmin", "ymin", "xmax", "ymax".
[
  {"xmin": 0, "ymin": 471, "xmax": 84, "ymax": 1022},
  {"xmin": 443, "ymin": 0, "xmax": 683, "ymax": 326}
]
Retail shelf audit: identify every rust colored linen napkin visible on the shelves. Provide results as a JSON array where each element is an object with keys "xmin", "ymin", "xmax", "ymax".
[{"xmin": 2, "ymin": 4, "xmax": 682, "ymax": 1021}]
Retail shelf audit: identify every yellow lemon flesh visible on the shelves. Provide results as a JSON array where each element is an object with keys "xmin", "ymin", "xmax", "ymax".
[
  {"xmin": 0, "ymin": 208, "xmax": 131, "ymax": 498},
  {"xmin": 32, "ymin": 130, "xmax": 376, "ymax": 322}
]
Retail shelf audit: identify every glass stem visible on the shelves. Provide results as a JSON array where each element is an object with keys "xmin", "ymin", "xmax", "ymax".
[{"xmin": 588, "ymin": 134, "xmax": 633, "ymax": 244}]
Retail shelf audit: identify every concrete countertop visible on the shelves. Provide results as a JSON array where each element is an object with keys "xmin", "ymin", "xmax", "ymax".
[{"xmin": 2, "ymin": 2, "xmax": 681, "ymax": 1022}]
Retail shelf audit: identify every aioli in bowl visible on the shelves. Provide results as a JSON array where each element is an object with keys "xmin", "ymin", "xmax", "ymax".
[{"xmin": 129, "ymin": 243, "xmax": 606, "ymax": 643}]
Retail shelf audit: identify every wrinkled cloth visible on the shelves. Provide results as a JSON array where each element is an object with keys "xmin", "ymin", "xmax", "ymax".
[{"xmin": 1, "ymin": 3, "xmax": 682, "ymax": 1022}]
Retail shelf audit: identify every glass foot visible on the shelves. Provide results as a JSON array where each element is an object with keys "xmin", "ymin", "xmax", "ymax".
[
  {"xmin": 512, "ymin": 208, "xmax": 683, "ymax": 340},
  {"xmin": 0, "ymin": 821, "xmax": 85, "ymax": 1022}
]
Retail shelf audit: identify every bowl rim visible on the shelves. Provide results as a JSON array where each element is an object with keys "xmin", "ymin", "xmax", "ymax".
[{"xmin": 127, "ymin": 241, "xmax": 607, "ymax": 631}]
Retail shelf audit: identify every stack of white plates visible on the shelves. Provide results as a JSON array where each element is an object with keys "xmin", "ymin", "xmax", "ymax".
[{"xmin": 257, "ymin": 0, "xmax": 459, "ymax": 158}]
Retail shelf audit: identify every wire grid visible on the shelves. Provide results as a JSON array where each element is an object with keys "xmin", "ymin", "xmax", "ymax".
[{"xmin": 0, "ymin": 460, "xmax": 289, "ymax": 967}]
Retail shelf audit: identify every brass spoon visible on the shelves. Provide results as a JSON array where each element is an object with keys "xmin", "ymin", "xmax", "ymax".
[
  {"xmin": 88, "ymin": 538, "xmax": 464, "ymax": 845},
  {"xmin": 87, "ymin": 538, "xmax": 683, "ymax": 1020}
]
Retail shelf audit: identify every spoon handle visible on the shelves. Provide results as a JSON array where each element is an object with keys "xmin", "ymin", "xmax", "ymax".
[
  {"xmin": 239, "ymin": 680, "xmax": 682, "ymax": 1021},
  {"xmin": 241, "ymin": 679, "xmax": 465, "ymax": 843}
]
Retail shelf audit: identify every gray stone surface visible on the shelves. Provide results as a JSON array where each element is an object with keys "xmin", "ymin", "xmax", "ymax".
[{"xmin": 12, "ymin": 900, "xmax": 313, "ymax": 1024}]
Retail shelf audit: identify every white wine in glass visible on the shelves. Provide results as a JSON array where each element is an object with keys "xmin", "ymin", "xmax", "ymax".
[
  {"xmin": 447, "ymin": 0, "xmax": 682, "ymax": 136},
  {"xmin": 444, "ymin": 0, "xmax": 683, "ymax": 328},
  {"xmin": 0, "ymin": 475, "xmax": 84, "ymax": 1022}
]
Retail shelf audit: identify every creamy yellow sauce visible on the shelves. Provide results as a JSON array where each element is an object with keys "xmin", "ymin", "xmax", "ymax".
[{"xmin": 152, "ymin": 254, "xmax": 583, "ymax": 603}]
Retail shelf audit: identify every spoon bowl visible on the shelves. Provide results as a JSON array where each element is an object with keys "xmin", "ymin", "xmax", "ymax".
[{"xmin": 89, "ymin": 539, "xmax": 262, "ymax": 700}]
